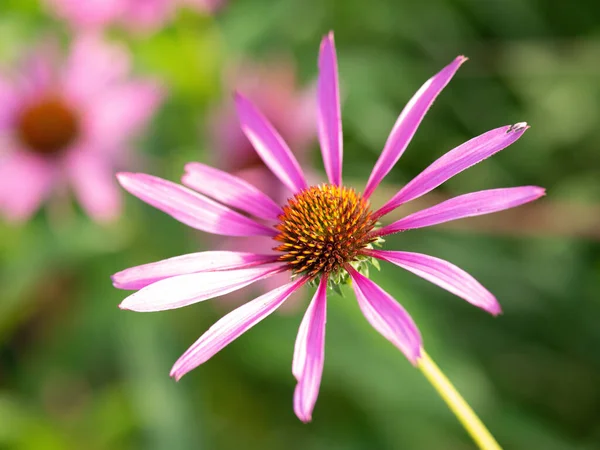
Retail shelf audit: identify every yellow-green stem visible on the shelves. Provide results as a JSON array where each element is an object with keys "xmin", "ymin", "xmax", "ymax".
[{"xmin": 418, "ymin": 349, "xmax": 502, "ymax": 450}]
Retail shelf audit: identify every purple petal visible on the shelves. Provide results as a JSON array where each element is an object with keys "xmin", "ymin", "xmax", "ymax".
[
  {"xmin": 363, "ymin": 56, "xmax": 467, "ymax": 199},
  {"xmin": 0, "ymin": 151, "xmax": 55, "ymax": 222},
  {"xmin": 293, "ymin": 276, "xmax": 327, "ymax": 422},
  {"xmin": 67, "ymin": 149, "xmax": 121, "ymax": 223},
  {"xmin": 170, "ymin": 277, "xmax": 308, "ymax": 380},
  {"xmin": 112, "ymin": 251, "xmax": 280, "ymax": 290},
  {"xmin": 364, "ymin": 250, "xmax": 501, "ymax": 315},
  {"xmin": 85, "ymin": 81, "xmax": 164, "ymax": 148},
  {"xmin": 0, "ymin": 76, "xmax": 18, "ymax": 129},
  {"xmin": 374, "ymin": 186, "xmax": 546, "ymax": 237},
  {"xmin": 317, "ymin": 31, "xmax": 343, "ymax": 186},
  {"xmin": 117, "ymin": 172, "xmax": 277, "ymax": 237},
  {"xmin": 234, "ymin": 93, "xmax": 308, "ymax": 193},
  {"xmin": 347, "ymin": 266, "xmax": 421, "ymax": 364},
  {"xmin": 376, "ymin": 123, "xmax": 530, "ymax": 218},
  {"xmin": 182, "ymin": 162, "xmax": 283, "ymax": 220},
  {"xmin": 119, "ymin": 264, "xmax": 286, "ymax": 312},
  {"xmin": 63, "ymin": 34, "xmax": 130, "ymax": 105}
]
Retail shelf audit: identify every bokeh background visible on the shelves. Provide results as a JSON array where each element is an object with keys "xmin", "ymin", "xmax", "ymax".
[{"xmin": 1, "ymin": 0, "xmax": 600, "ymax": 449}]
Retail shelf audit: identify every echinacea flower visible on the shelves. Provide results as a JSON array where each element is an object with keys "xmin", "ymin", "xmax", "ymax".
[
  {"xmin": 113, "ymin": 32, "xmax": 544, "ymax": 422},
  {"xmin": 0, "ymin": 36, "xmax": 162, "ymax": 222},
  {"xmin": 208, "ymin": 57, "xmax": 316, "ymax": 302},
  {"xmin": 46, "ymin": 0, "xmax": 224, "ymax": 32}
]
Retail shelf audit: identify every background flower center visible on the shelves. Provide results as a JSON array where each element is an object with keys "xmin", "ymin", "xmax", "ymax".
[
  {"xmin": 274, "ymin": 184, "xmax": 376, "ymax": 278},
  {"xmin": 17, "ymin": 96, "xmax": 80, "ymax": 156}
]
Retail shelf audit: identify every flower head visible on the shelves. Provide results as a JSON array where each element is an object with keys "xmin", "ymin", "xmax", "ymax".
[
  {"xmin": 113, "ymin": 32, "xmax": 544, "ymax": 422},
  {"xmin": 0, "ymin": 36, "xmax": 163, "ymax": 222},
  {"xmin": 46, "ymin": 0, "xmax": 225, "ymax": 32}
]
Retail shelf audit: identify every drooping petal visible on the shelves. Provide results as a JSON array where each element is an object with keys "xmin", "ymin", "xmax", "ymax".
[
  {"xmin": 63, "ymin": 34, "xmax": 130, "ymax": 106},
  {"xmin": 375, "ymin": 123, "xmax": 530, "ymax": 218},
  {"xmin": 117, "ymin": 172, "xmax": 277, "ymax": 237},
  {"xmin": 112, "ymin": 251, "xmax": 280, "ymax": 290},
  {"xmin": 317, "ymin": 31, "xmax": 343, "ymax": 186},
  {"xmin": 84, "ymin": 81, "xmax": 163, "ymax": 149},
  {"xmin": 347, "ymin": 267, "xmax": 421, "ymax": 364},
  {"xmin": 45, "ymin": 0, "xmax": 123, "ymax": 29},
  {"xmin": 170, "ymin": 277, "xmax": 308, "ymax": 380},
  {"xmin": 363, "ymin": 250, "xmax": 501, "ymax": 315},
  {"xmin": 18, "ymin": 51, "xmax": 54, "ymax": 99},
  {"xmin": 0, "ymin": 76, "xmax": 18, "ymax": 129},
  {"xmin": 374, "ymin": 186, "xmax": 546, "ymax": 237},
  {"xmin": 182, "ymin": 162, "xmax": 282, "ymax": 220},
  {"xmin": 119, "ymin": 264, "xmax": 286, "ymax": 312},
  {"xmin": 363, "ymin": 56, "xmax": 467, "ymax": 199},
  {"xmin": 293, "ymin": 275, "xmax": 327, "ymax": 422},
  {"xmin": 67, "ymin": 149, "xmax": 121, "ymax": 222},
  {"xmin": 0, "ymin": 151, "xmax": 55, "ymax": 222},
  {"xmin": 122, "ymin": 0, "xmax": 174, "ymax": 31},
  {"xmin": 234, "ymin": 93, "xmax": 308, "ymax": 193}
]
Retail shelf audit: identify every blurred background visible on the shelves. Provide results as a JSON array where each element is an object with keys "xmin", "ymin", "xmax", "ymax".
[{"xmin": 1, "ymin": 0, "xmax": 599, "ymax": 448}]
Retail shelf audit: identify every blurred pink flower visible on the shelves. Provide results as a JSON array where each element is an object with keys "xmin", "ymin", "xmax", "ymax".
[
  {"xmin": 46, "ymin": 0, "xmax": 225, "ymax": 32},
  {"xmin": 0, "ymin": 36, "xmax": 163, "ymax": 223},
  {"xmin": 113, "ymin": 32, "xmax": 544, "ymax": 422},
  {"xmin": 208, "ymin": 58, "xmax": 316, "ymax": 301}
]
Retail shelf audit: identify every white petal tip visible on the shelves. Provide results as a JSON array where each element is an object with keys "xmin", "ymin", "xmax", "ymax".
[
  {"xmin": 118, "ymin": 302, "xmax": 130, "ymax": 310},
  {"xmin": 116, "ymin": 172, "xmax": 140, "ymax": 189}
]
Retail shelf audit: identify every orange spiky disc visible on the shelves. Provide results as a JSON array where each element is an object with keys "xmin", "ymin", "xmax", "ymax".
[{"xmin": 274, "ymin": 184, "xmax": 377, "ymax": 278}]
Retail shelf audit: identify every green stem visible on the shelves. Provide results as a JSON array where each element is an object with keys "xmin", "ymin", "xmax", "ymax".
[{"xmin": 418, "ymin": 349, "xmax": 502, "ymax": 450}]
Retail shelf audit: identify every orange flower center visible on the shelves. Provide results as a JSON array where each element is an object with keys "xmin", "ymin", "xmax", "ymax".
[
  {"xmin": 17, "ymin": 97, "xmax": 80, "ymax": 156},
  {"xmin": 274, "ymin": 184, "xmax": 377, "ymax": 278}
]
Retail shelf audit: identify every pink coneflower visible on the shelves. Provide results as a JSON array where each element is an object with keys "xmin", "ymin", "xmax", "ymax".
[
  {"xmin": 46, "ymin": 0, "xmax": 224, "ymax": 32},
  {"xmin": 0, "ymin": 36, "xmax": 162, "ymax": 223},
  {"xmin": 113, "ymin": 32, "xmax": 544, "ymax": 422}
]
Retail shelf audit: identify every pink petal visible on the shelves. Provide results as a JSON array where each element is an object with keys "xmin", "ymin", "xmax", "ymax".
[
  {"xmin": 364, "ymin": 250, "xmax": 501, "ymax": 315},
  {"xmin": 293, "ymin": 275, "xmax": 327, "ymax": 422},
  {"xmin": 122, "ymin": 0, "xmax": 174, "ymax": 31},
  {"xmin": 234, "ymin": 93, "xmax": 308, "ymax": 193},
  {"xmin": 363, "ymin": 56, "xmax": 467, "ymax": 199},
  {"xmin": 0, "ymin": 77, "xmax": 18, "ymax": 129},
  {"xmin": 0, "ymin": 151, "xmax": 55, "ymax": 222},
  {"xmin": 117, "ymin": 172, "xmax": 277, "ymax": 237},
  {"xmin": 67, "ymin": 149, "xmax": 121, "ymax": 222},
  {"xmin": 63, "ymin": 34, "xmax": 130, "ymax": 106},
  {"xmin": 376, "ymin": 123, "xmax": 530, "ymax": 218},
  {"xmin": 119, "ymin": 264, "xmax": 286, "ymax": 312},
  {"xmin": 17, "ymin": 52, "xmax": 54, "ymax": 99},
  {"xmin": 182, "ymin": 162, "xmax": 282, "ymax": 220},
  {"xmin": 170, "ymin": 277, "xmax": 308, "ymax": 380},
  {"xmin": 347, "ymin": 267, "xmax": 421, "ymax": 364},
  {"xmin": 84, "ymin": 81, "xmax": 163, "ymax": 149},
  {"xmin": 183, "ymin": 0, "xmax": 225, "ymax": 12},
  {"xmin": 317, "ymin": 32, "xmax": 343, "ymax": 186},
  {"xmin": 112, "ymin": 251, "xmax": 280, "ymax": 290},
  {"xmin": 374, "ymin": 186, "xmax": 546, "ymax": 237},
  {"xmin": 45, "ymin": 0, "xmax": 122, "ymax": 29}
]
